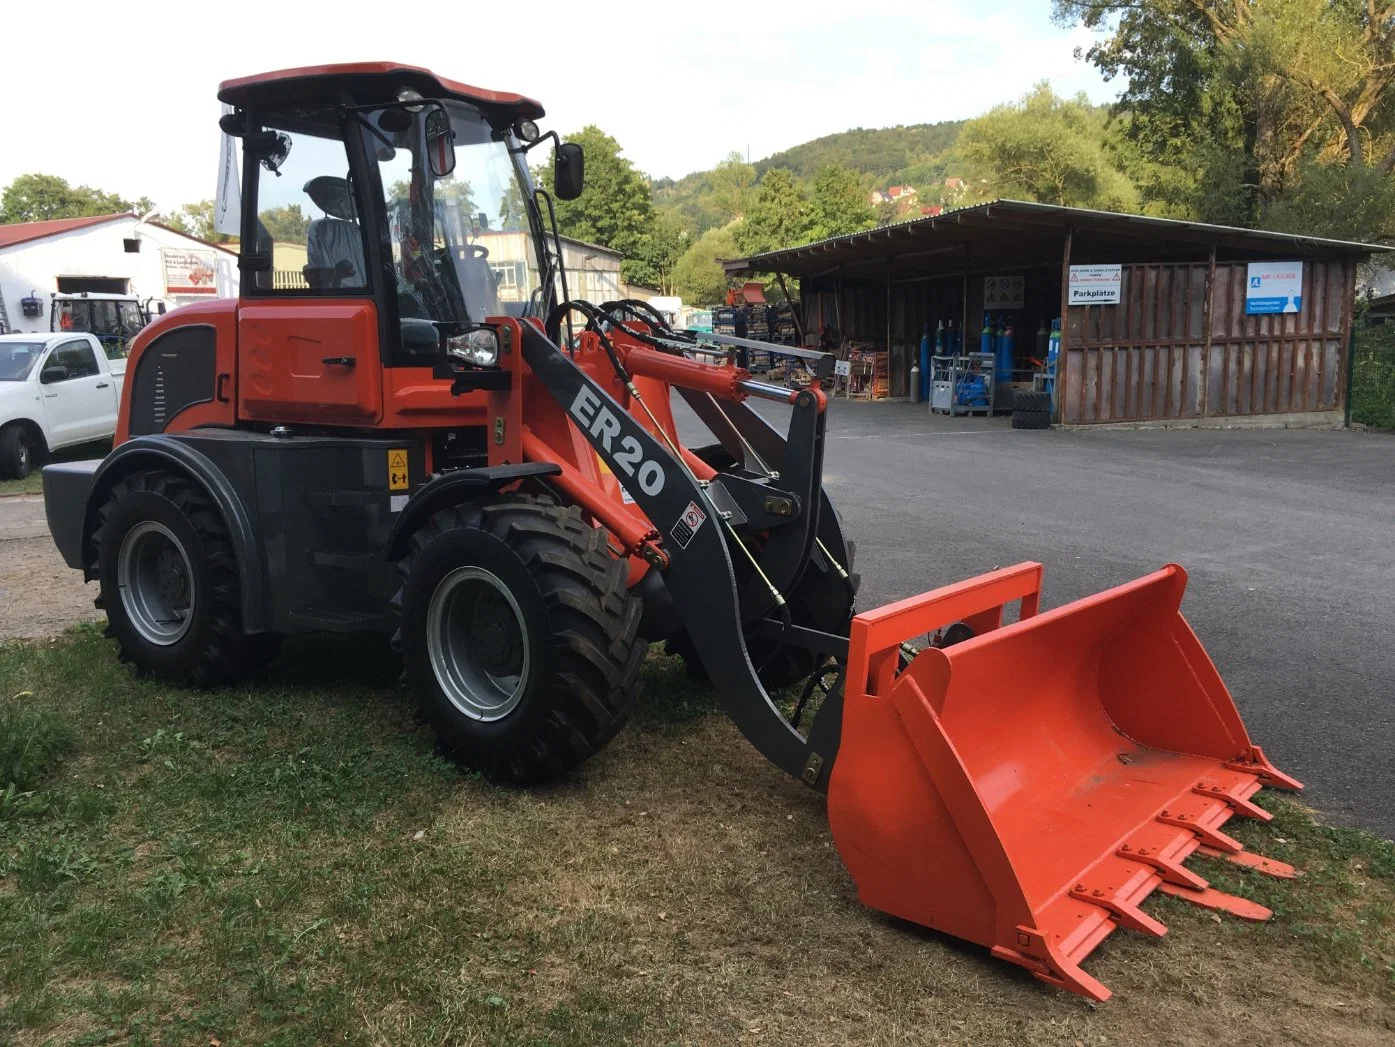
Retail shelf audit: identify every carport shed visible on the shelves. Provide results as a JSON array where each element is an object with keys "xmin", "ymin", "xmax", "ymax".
[{"xmin": 724, "ymin": 200, "xmax": 1389, "ymax": 425}]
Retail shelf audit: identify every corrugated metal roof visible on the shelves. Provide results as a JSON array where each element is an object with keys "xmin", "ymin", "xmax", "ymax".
[
  {"xmin": 0, "ymin": 213, "xmax": 134, "ymax": 250},
  {"xmin": 724, "ymin": 199, "xmax": 1391, "ymax": 278}
]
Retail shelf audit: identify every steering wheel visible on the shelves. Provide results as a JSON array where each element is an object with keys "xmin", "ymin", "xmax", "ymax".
[{"xmin": 464, "ymin": 244, "xmax": 490, "ymax": 260}]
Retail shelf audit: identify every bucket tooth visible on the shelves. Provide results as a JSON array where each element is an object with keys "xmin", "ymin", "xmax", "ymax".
[
  {"xmin": 1069, "ymin": 877, "xmax": 1168, "ymax": 938},
  {"xmin": 1193, "ymin": 777, "xmax": 1273, "ymax": 823},
  {"xmin": 991, "ymin": 928, "xmax": 1113, "ymax": 1003},
  {"xmin": 1117, "ymin": 843, "xmax": 1209, "ymax": 891},
  {"xmin": 1197, "ymin": 845, "xmax": 1302, "ymax": 880},
  {"xmin": 1156, "ymin": 882, "xmax": 1272, "ymax": 922},
  {"xmin": 1224, "ymin": 745, "xmax": 1303, "ymax": 792},
  {"xmin": 1157, "ymin": 806, "xmax": 1243, "ymax": 853}
]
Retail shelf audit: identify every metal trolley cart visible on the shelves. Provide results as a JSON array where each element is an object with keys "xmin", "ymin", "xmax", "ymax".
[{"xmin": 930, "ymin": 352, "xmax": 995, "ymax": 416}]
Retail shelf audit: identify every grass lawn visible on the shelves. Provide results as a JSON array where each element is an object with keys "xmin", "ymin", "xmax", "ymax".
[
  {"xmin": 0, "ymin": 441, "xmax": 110, "ymax": 498},
  {"xmin": 1, "ymin": 628, "xmax": 1392, "ymax": 1046}
]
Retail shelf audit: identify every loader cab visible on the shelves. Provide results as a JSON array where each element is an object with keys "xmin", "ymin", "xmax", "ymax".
[{"xmin": 215, "ymin": 63, "xmax": 578, "ymax": 426}]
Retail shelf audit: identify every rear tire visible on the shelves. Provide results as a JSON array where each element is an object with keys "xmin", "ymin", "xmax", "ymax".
[
  {"xmin": 1011, "ymin": 410, "xmax": 1051, "ymax": 430},
  {"xmin": 0, "ymin": 423, "xmax": 42, "ymax": 480},
  {"xmin": 396, "ymin": 496, "xmax": 647, "ymax": 783},
  {"xmin": 95, "ymin": 470, "xmax": 279, "ymax": 685}
]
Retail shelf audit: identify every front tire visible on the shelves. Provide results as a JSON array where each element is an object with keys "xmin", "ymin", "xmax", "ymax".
[
  {"xmin": 0, "ymin": 423, "xmax": 42, "ymax": 480},
  {"xmin": 95, "ymin": 470, "xmax": 278, "ymax": 685},
  {"xmin": 397, "ymin": 497, "xmax": 646, "ymax": 783}
]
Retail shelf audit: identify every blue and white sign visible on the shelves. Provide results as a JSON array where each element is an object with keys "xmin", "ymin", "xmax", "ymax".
[{"xmin": 1246, "ymin": 261, "xmax": 1303, "ymax": 315}]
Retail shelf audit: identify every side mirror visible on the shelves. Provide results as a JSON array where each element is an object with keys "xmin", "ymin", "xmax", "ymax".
[
  {"xmin": 555, "ymin": 142, "xmax": 584, "ymax": 200},
  {"xmin": 425, "ymin": 107, "xmax": 456, "ymax": 177},
  {"xmin": 41, "ymin": 365, "xmax": 68, "ymax": 384},
  {"xmin": 156, "ymin": 302, "xmax": 167, "ymax": 315}
]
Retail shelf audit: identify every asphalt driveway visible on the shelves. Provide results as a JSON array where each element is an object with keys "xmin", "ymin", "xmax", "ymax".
[{"xmin": 676, "ymin": 397, "xmax": 1395, "ymax": 838}]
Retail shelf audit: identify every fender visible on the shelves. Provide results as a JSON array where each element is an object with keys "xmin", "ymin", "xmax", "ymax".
[
  {"xmin": 81, "ymin": 435, "xmax": 269, "ymax": 632},
  {"xmin": 384, "ymin": 462, "xmax": 562, "ymax": 560}
]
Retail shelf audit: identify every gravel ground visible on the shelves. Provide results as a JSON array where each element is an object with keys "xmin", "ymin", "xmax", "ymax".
[{"xmin": 0, "ymin": 495, "xmax": 99, "ymax": 640}]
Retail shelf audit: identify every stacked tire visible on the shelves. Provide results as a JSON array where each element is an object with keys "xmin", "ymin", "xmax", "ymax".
[{"xmin": 1011, "ymin": 390, "xmax": 1052, "ymax": 430}]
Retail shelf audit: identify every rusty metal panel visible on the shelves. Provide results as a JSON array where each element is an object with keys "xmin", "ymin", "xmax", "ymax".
[
  {"xmin": 1206, "ymin": 260, "xmax": 1348, "ymax": 417},
  {"xmin": 1067, "ymin": 259, "xmax": 1351, "ymax": 423},
  {"xmin": 1064, "ymin": 262, "xmax": 1209, "ymax": 423}
]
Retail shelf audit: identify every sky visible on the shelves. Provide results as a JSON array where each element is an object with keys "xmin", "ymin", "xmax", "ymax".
[{"xmin": 0, "ymin": 0, "xmax": 1118, "ymax": 214}]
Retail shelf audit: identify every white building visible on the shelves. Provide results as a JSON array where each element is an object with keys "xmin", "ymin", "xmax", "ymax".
[{"xmin": 0, "ymin": 213, "xmax": 238, "ymax": 334}]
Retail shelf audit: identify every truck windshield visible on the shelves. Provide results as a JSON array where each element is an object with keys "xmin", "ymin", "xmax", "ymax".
[
  {"xmin": 0, "ymin": 342, "xmax": 44, "ymax": 381},
  {"xmin": 361, "ymin": 101, "xmax": 545, "ymax": 334}
]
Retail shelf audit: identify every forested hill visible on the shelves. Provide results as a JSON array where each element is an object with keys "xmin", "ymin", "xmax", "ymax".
[
  {"xmin": 652, "ymin": 119, "xmax": 965, "ymax": 234},
  {"xmin": 755, "ymin": 120, "xmax": 965, "ymax": 183}
]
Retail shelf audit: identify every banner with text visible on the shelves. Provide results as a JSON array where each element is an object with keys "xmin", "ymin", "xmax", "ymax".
[{"xmin": 162, "ymin": 248, "xmax": 219, "ymax": 296}]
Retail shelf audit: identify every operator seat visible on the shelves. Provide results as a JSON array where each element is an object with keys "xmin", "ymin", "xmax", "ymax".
[{"xmin": 304, "ymin": 176, "xmax": 366, "ymax": 288}]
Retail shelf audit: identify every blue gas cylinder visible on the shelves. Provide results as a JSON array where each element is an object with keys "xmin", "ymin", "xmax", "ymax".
[
  {"xmin": 980, "ymin": 315, "xmax": 995, "ymax": 355},
  {"xmin": 1045, "ymin": 318, "xmax": 1062, "ymax": 408},
  {"xmin": 996, "ymin": 320, "xmax": 1015, "ymax": 383}
]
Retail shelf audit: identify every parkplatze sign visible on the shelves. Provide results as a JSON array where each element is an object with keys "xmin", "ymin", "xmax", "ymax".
[{"xmin": 1067, "ymin": 264, "xmax": 1122, "ymax": 305}]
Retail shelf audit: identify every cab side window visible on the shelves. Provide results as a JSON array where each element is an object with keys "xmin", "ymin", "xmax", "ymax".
[
  {"xmin": 49, "ymin": 340, "xmax": 99, "ymax": 379},
  {"xmin": 251, "ymin": 119, "xmax": 370, "ymax": 294}
]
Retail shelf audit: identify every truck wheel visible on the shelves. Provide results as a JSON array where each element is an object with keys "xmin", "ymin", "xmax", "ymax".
[
  {"xmin": 396, "ymin": 496, "xmax": 647, "ymax": 783},
  {"xmin": 0, "ymin": 423, "xmax": 42, "ymax": 480},
  {"xmin": 94, "ymin": 470, "xmax": 278, "ymax": 685}
]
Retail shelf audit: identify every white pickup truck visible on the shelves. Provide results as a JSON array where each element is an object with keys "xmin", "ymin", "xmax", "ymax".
[{"xmin": 0, "ymin": 332, "xmax": 126, "ymax": 479}]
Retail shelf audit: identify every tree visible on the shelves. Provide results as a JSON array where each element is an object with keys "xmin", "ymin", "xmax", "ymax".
[
  {"xmin": 0, "ymin": 173, "xmax": 152, "ymax": 224},
  {"xmin": 625, "ymin": 210, "xmax": 690, "ymax": 293},
  {"xmin": 672, "ymin": 224, "xmax": 740, "ymax": 306},
  {"xmin": 707, "ymin": 152, "xmax": 757, "ymax": 222},
  {"xmin": 164, "ymin": 200, "xmax": 235, "ymax": 243},
  {"xmin": 259, "ymin": 204, "xmax": 311, "ymax": 242},
  {"xmin": 541, "ymin": 126, "xmax": 655, "ymax": 259},
  {"xmin": 807, "ymin": 166, "xmax": 877, "ymax": 239},
  {"xmin": 735, "ymin": 168, "xmax": 813, "ymax": 255},
  {"xmin": 1054, "ymin": 0, "xmax": 1395, "ymax": 232},
  {"xmin": 955, "ymin": 84, "xmax": 1140, "ymax": 211}
]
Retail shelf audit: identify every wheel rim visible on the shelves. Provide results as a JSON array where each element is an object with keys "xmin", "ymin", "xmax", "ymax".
[
  {"xmin": 117, "ymin": 521, "xmax": 195, "ymax": 645},
  {"xmin": 426, "ymin": 566, "xmax": 531, "ymax": 721},
  {"xmin": 16, "ymin": 436, "xmax": 30, "ymax": 472}
]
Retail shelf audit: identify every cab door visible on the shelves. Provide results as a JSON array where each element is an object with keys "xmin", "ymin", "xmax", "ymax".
[
  {"xmin": 235, "ymin": 108, "xmax": 383, "ymax": 426},
  {"xmin": 238, "ymin": 301, "xmax": 382, "ymax": 424}
]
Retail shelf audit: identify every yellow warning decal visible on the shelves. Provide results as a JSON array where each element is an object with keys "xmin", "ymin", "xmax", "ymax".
[{"xmin": 388, "ymin": 449, "xmax": 410, "ymax": 491}]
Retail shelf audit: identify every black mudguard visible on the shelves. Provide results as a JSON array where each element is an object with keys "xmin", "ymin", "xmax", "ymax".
[
  {"xmin": 384, "ymin": 462, "xmax": 562, "ymax": 561},
  {"xmin": 76, "ymin": 436, "xmax": 269, "ymax": 633}
]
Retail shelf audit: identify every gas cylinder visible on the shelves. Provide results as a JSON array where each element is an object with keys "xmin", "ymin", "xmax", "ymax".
[
  {"xmin": 1045, "ymin": 318, "xmax": 1062, "ymax": 409},
  {"xmin": 996, "ymin": 319, "xmax": 1015, "ymax": 383},
  {"xmin": 980, "ymin": 315, "xmax": 995, "ymax": 355},
  {"xmin": 1035, "ymin": 320, "xmax": 1049, "ymax": 363},
  {"xmin": 946, "ymin": 319, "xmax": 958, "ymax": 354}
]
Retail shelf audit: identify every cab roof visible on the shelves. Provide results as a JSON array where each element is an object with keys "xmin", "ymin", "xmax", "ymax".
[{"xmin": 218, "ymin": 62, "xmax": 544, "ymax": 122}]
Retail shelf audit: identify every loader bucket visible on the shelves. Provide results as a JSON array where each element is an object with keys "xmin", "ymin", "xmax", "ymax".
[{"xmin": 828, "ymin": 563, "xmax": 1301, "ymax": 1001}]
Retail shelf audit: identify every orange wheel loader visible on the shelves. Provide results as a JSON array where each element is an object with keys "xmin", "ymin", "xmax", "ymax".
[{"xmin": 41, "ymin": 64, "xmax": 1302, "ymax": 1001}]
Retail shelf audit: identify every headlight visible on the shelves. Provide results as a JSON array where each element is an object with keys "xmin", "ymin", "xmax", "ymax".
[
  {"xmin": 446, "ymin": 327, "xmax": 500, "ymax": 367},
  {"xmin": 397, "ymin": 87, "xmax": 426, "ymax": 111}
]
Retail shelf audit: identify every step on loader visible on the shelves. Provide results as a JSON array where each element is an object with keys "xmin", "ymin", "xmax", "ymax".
[{"xmin": 41, "ymin": 63, "xmax": 1301, "ymax": 1001}]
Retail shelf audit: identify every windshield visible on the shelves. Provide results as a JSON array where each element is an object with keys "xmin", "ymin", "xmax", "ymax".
[
  {"xmin": 361, "ymin": 102, "xmax": 545, "ymax": 332},
  {"xmin": 0, "ymin": 342, "xmax": 44, "ymax": 381}
]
